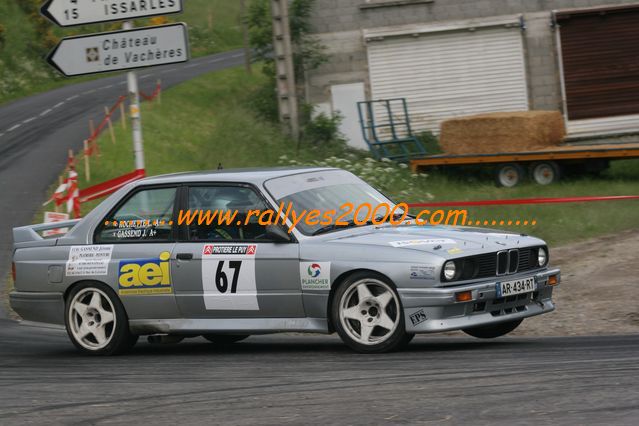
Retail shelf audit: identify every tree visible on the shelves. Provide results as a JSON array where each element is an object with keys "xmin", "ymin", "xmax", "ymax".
[{"xmin": 247, "ymin": 0, "xmax": 326, "ymax": 81}]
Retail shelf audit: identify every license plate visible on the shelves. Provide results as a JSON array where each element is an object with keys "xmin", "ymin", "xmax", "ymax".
[{"xmin": 496, "ymin": 277, "xmax": 536, "ymax": 297}]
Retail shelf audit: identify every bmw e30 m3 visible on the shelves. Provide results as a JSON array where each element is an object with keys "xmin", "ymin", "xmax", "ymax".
[{"xmin": 10, "ymin": 167, "xmax": 560, "ymax": 355}]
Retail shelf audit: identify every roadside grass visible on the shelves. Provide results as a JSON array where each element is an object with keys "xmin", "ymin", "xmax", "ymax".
[
  {"xmin": 0, "ymin": 0, "xmax": 242, "ymax": 105},
  {"xmin": 418, "ymin": 163, "xmax": 639, "ymax": 245},
  {"xmin": 46, "ymin": 66, "xmax": 639, "ymax": 247}
]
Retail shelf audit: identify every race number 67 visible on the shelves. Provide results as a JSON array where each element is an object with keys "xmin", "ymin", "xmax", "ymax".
[{"xmin": 215, "ymin": 261, "xmax": 242, "ymax": 293}]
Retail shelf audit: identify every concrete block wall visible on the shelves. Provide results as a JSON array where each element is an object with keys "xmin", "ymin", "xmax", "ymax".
[{"xmin": 307, "ymin": 0, "xmax": 639, "ymax": 113}]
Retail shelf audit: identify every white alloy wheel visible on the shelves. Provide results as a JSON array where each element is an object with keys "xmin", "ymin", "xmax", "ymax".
[
  {"xmin": 68, "ymin": 288, "xmax": 116, "ymax": 351},
  {"xmin": 339, "ymin": 278, "xmax": 400, "ymax": 346}
]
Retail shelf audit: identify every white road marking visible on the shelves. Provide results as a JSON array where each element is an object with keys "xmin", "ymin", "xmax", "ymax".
[
  {"xmin": 66, "ymin": 95, "xmax": 79, "ymax": 101},
  {"xmin": 104, "ymin": 84, "xmax": 114, "ymax": 89},
  {"xmin": 40, "ymin": 109, "xmax": 53, "ymax": 117},
  {"xmin": 22, "ymin": 117, "xmax": 36, "ymax": 124},
  {"xmin": 140, "ymin": 74, "xmax": 152, "ymax": 79},
  {"xmin": 7, "ymin": 124, "xmax": 21, "ymax": 132},
  {"xmin": 231, "ymin": 53, "xmax": 244, "ymax": 58},
  {"xmin": 53, "ymin": 101, "xmax": 65, "ymax": 109},
  {"xmin": 0, "ymin": 133, "xmax": 4, "ymax": 138},
  {"xmin": 185, "ymin": 63, "xmax": 199, "ymax": 68},
  {"xmin": 118, "ymin": 81, "xmax": 126, "ymax": 85},
  {"xmin": 209, "ymin": 58, "xmax": 223, "ymax": 63}
]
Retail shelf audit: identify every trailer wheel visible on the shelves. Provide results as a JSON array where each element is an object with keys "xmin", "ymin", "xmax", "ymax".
[
  {"xmin": 530, "ymin": 161, "xmax": 560, "ymax": 185},
  {"xmin": 495, "ymin": 163, "xmax": 525, "ymax": 187}
]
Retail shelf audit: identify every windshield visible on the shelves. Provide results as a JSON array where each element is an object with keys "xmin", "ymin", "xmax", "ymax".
[{"xmin": 264, "ymin": 170, "xmax": 399, "ymax": 235}]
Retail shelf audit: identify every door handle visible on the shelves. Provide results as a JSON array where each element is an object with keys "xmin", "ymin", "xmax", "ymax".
[{"xmin": 176, "ymin": 253, "xmax": 193, "ymax": 261}]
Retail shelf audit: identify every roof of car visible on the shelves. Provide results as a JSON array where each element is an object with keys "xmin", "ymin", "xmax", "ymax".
[{"xmin": 137, "ymin": 166, "xmax": 338, "ymax": 186}]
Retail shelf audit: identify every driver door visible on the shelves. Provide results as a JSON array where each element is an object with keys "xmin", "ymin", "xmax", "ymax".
[{"xmin": 171, "ymin": 184, "xmax": 303, "ymax": 319}]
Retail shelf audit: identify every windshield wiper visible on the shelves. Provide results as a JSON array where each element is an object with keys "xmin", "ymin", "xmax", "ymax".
[
  {"xmin": 311, "ymin": 212, "xmax": 415, "ymax": 236},
  {"xmin": 311, "ymin": 220, "xmax": 358, "ymax": 236}
]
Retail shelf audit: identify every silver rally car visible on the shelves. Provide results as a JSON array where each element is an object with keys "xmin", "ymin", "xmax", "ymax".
[{"xmin": 11, "ymin": 167, "xmax": 560, "ymax": 355}]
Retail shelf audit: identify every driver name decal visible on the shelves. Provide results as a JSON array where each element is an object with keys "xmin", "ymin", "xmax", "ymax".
[{"xmin": 65, "ymin": 245, "xmax": 113, "ymax": 276}]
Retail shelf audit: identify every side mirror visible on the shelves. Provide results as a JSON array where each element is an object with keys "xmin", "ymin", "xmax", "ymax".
[{"xmin": 265, "ymin": 225, "xmax": 292, "ymax": 243}]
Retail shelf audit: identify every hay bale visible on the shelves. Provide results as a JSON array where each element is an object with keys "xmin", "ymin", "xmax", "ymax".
[{"xmin": 439, "ymin": 111, "xmax": 566, "ymax": 155}]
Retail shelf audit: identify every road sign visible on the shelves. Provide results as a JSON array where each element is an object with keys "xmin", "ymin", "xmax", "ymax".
[
  {"xmin": 46, "ymin": 23, "xmax": 190, "ymax": 77},
  {"xmin": 41, "ymin": 0, "xmax": 184, "ymax": 27}
]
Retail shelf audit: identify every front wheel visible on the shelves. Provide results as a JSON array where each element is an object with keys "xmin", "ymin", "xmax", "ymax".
[
  {"xmin": 332, "ymin": 272, "xmax": 407, "ymax": 353},
  {"xmin": 65, "ymin": 282, "xmax": 138, "ymax": 356},
  {"xmin": 462, "ymin": 319, "xmax": 523, "ymax": 339}
]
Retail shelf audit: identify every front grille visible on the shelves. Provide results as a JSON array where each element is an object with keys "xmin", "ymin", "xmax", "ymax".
[{"xmin": 443, "ymin": 246, "xmax": 545, "ymax": 283}]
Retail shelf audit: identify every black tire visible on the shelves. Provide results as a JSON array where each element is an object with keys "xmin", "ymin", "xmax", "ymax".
[
  {"xmin": 462, "ymin": 319, "xmax": 523, "ymax": 339},
  {"xmin": 495, "ymin": 163, "xmax": 525, "ymax": 187},
  {"xmin": 400, "ymin": 333, "xmax": 416, "ymax": 349},
  {"xmin": 65, "ymin": 282, "xmax": 138, "ymax": 356},
  {"xmin": 203, "ymin": 334, "xmax": 250, "ymax": 344},
  {"xmin": 530, "ymin": 161, "xmax": 561, "ymax": 185},
  {"xmin": 331, "ymin": 271, "xmax": 408, "ymax": 354}
]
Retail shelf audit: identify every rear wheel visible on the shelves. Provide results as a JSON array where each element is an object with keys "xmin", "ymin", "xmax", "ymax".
[
  {"xmin": 203, "ymin": 334, "xmax": 250, "ymax": 344},
  {"xmin": 495, "ymin": 163, "xmax": 525, "ymax": 187},
  {"xmin": 332, "ymin": 272, "xmax": 407, "ymax": 353},
  {"xmin": 462, "ymin": 319, "xmax": 523, "ymax": 339},
  {"xmin": 530, "ymin": 161, "xmax": 560, "ymax": 185},
  {"xmin": 65, "ymin": 282, "xmax": 138, "ymax": 356}
]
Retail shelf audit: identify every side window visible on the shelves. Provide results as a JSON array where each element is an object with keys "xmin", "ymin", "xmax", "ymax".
[
  {"xmin": 95, "ymin": 187, "xmax": 177, "ymax": 243},
  {"xmin": 187, "ymin": 186, "xmax": 270, "ymax": 242}
]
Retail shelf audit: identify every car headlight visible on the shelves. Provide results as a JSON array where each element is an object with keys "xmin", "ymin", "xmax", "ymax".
[
  {"xmin": 538, "ymin": 247, "xmax": 548, "ymax": 266},
  {"xmin": 443, "ymin": 261, "xmax": 456, "ymax": 281}
]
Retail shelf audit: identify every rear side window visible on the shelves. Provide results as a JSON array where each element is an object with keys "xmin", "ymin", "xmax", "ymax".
[{"xmin": 95, "ymin": 187, "xmax": 177, "ymax": 243}]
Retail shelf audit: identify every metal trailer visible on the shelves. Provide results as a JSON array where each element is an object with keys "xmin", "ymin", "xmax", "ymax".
[{"xmin": 409, "ymin": 143, "xmax": 639, "ymax": 187}]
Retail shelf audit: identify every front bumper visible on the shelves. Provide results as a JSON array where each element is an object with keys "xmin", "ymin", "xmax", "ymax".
[
  {"xmin": 9, "ymin": 291, "xmax": 65, "ymax": 325},
  {"xmin": 399, "ymin": 269, "xmax": 560, "ymax": 333}
]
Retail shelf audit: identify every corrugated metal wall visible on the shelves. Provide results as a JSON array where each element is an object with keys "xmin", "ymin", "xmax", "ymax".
[
  {"xmin": 366, "ymin": 26, "xmax": 529, "ymax": 135},
  {"xmin": 557, "ymin": 6, "xmax": 639, "ymax": 120}
]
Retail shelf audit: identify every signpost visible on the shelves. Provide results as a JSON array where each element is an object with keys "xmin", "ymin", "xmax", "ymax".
[
  {"xmin": 42, "ymin": 0, "xmax": 190, "ymax": 188},
  {"xmin": 46, "ymin": 23, "xmax": 189, "ymax": 77},
  {"xmin": 41, "ymin": 0, "xmax": 183, "ymax": 27}
]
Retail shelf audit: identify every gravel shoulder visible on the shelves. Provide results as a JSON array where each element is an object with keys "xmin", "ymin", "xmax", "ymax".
[{"xmin": 512, "ymin": 228, "xmax": 639, "ymax": 336}]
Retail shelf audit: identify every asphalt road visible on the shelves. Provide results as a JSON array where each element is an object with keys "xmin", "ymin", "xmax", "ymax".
[
  {"xmin": 0, "ymin": 319, "xmax": 637, "ymax": 425},
  {"xmin": 0, "ymin": 49, "xmax": 246, "ymax": 317}
]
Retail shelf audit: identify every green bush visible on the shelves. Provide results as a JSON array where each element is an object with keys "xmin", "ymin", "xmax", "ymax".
[
  {"xmin": 300, "ymin": 104, "xmax": 345, "ymax": 146},
  {"xmin": 416, "ymin": 130, "xmax": 443, "ymax": 155}
]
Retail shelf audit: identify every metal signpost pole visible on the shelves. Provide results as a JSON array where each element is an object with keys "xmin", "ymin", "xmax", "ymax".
[{"xmin": 122, "ymin": 21, "xmax": 145, "ymax": 172}]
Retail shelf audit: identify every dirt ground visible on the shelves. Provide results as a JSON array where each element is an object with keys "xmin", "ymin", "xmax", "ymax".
[
  {"xmin": 3, "ymin": 230, "xmax": 639, "ymax": 336},
  {"xmin": 511, "ymin": 228, "xmax": 639, "ymax": 337}
]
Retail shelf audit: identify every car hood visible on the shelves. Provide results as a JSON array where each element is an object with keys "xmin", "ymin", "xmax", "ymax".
[{"xmin": 324, "ymin": 224, "xmax": 545, "ymax": 258}]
